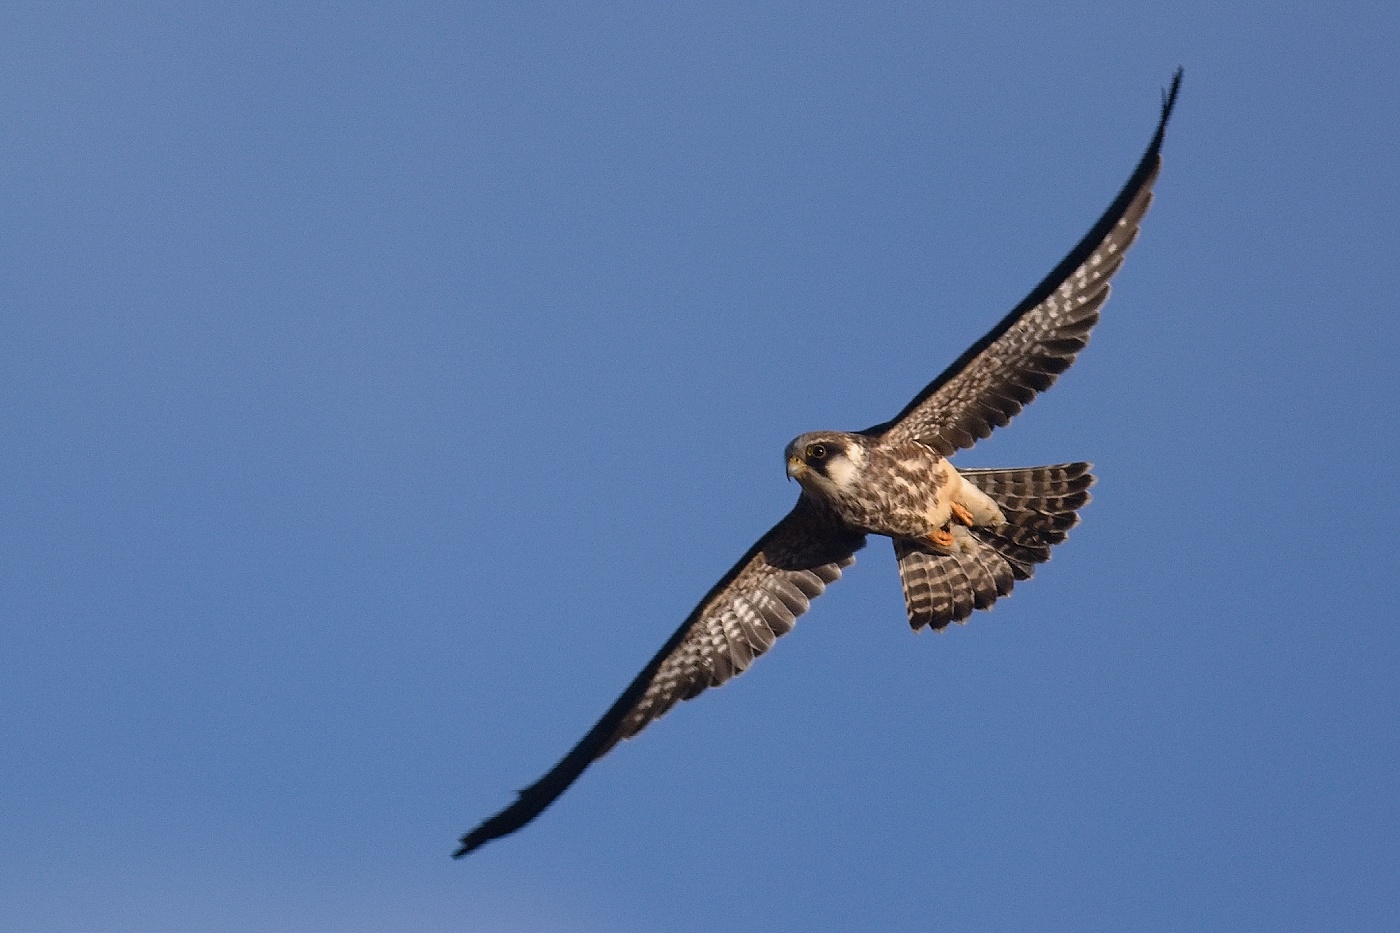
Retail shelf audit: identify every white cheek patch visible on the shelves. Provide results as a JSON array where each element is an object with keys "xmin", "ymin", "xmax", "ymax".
[{"xmin": 823, "ymin": 446, "xmax": 864, "ymax": 490}]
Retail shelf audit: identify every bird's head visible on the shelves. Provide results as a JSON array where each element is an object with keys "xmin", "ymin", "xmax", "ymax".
[{"xmin": 785, "ymin": 432, "xmax": 865, "ymax": 494}]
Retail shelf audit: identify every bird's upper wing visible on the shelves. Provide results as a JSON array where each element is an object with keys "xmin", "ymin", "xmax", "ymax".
[
  {"xmin": 863, "ymin": 70, "xmax": 1181, "ymax": 453},
  {"xmin": 455, "ymin": 495, "xmax": 866, "ymax": 857}
]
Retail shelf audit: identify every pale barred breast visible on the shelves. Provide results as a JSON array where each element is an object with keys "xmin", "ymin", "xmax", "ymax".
[{"xmin": 838, "ymin": 441, "xmax": 950, "ymax": 539}]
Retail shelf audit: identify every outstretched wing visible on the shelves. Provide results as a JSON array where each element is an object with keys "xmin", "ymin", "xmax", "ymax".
[
  {"xmin": 455, "ymin": 496, "xmax": 866, "ymax": 857},
  {"xmin": 864, "ymin": 70, "xmax": 1182, "ymax": 453}
]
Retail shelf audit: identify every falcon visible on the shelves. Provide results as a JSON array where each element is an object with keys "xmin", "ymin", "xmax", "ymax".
[{"xmin": 456, "ymin": 71, "xmax": 1181, "ymax": 857}]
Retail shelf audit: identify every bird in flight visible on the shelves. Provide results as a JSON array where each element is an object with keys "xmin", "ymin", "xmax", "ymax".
[{"xmin": 456, "ymin": 71, "xmax": 1182, "ymax": 858}]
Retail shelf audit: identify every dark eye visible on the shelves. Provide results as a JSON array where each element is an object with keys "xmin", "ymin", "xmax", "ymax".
[{"xmin": 806, "ymin": 443, "xmax": 828, "ymax": 461}]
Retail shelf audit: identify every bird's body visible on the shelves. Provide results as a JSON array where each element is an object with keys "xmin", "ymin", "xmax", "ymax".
[
  {"xmin": 455, "ymin": 71, "xmax": 1183, "ymax": 858},
  {"xmin": 785, "ymin": 432, "xmax": 1005, "ymax": 547}
]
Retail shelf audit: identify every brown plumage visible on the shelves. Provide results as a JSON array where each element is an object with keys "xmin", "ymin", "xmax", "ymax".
[{"xmin": 456, "ymin": 71, "xmax": 1181, "ymax": 858}]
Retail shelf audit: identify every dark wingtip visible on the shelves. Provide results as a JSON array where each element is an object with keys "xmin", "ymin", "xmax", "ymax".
[
  {"xmin": 451, "ymin": 795, "xmax": 525, "ymax": 858},
  {"xmin": 1164, "ymin": 67, "xmax": 1184, "ymax": 115},
  {"xmin": 451, "ymin": 827, "xmax": 482, "ymax": 859},
  {"xmin": 1156, "ymin": 68, "xmax": 1184, "ymax": 146},
  {"xmin": 1140, "ymin": 68, "xmax": 1183, "ymax": 168},
  {"xmin": 451, "ymin": 799, "xmax": 525, "ymax": 859}
]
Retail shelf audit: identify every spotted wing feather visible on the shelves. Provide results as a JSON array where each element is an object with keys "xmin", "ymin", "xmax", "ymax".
[
  {"xmin": 865, "ymin": 71, "xmax": 1180, "ymax": 455},
  {"xmin": 455, "ymin": 496, "xmax": 866, "ymax": 857}
]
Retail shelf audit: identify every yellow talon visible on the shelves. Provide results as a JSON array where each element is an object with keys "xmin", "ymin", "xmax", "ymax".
[
  {"xmin": 929, "ymin": 527, "xmax": 955, "ymax": 550},
  {"xmin": 950, "ymin": 501, "xmax": 975, "ymax": 526}
]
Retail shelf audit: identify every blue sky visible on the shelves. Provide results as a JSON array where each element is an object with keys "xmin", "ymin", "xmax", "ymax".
[{"xmin": 4, "ymin": 3, "xmax": 1398, "ymax": 931}]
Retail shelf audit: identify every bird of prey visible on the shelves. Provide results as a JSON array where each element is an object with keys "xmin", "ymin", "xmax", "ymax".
[{"xmin": 456, "ymin": 71, "xmax": 1181, "ymax": 858}]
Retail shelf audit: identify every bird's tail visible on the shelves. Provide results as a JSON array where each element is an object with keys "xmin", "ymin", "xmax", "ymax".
[{"xmin": 893, "ymin": 462, "xmax": 1094, "ymax": 630}]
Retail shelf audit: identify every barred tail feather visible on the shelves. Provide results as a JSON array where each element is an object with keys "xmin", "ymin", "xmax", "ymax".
[{"xmin": 894, "ymin": 462, "xmax": 1093, "ymax": 630}]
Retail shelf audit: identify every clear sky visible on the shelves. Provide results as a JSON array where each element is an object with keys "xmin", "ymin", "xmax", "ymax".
[{"xmin": 4, "ymin": 3, "xmax": 1398, "ymax": 931}]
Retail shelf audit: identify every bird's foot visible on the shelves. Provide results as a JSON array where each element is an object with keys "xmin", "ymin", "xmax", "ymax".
[
  {"xmin": 950, "ymin": 501, "xmax": 975, "ymax": 526},
  {"xmin": 928, "ymin": 527, "xmax": 955, "ymax": 551}
]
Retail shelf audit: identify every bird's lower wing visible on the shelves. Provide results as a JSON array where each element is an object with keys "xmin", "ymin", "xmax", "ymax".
[{"xmin": 455, "ymin": 495, "xmax": 866, "ymax": 857}]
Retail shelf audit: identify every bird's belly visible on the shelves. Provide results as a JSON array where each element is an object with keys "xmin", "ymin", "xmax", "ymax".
[{"xmin": 827, "ymin": 453, "xmax": 954, "ymax": 539}]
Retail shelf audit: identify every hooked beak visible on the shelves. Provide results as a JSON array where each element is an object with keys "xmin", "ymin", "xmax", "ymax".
[{"xmin": 786, "ymin": 456, "xmax": 806, "ymax": 482}]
